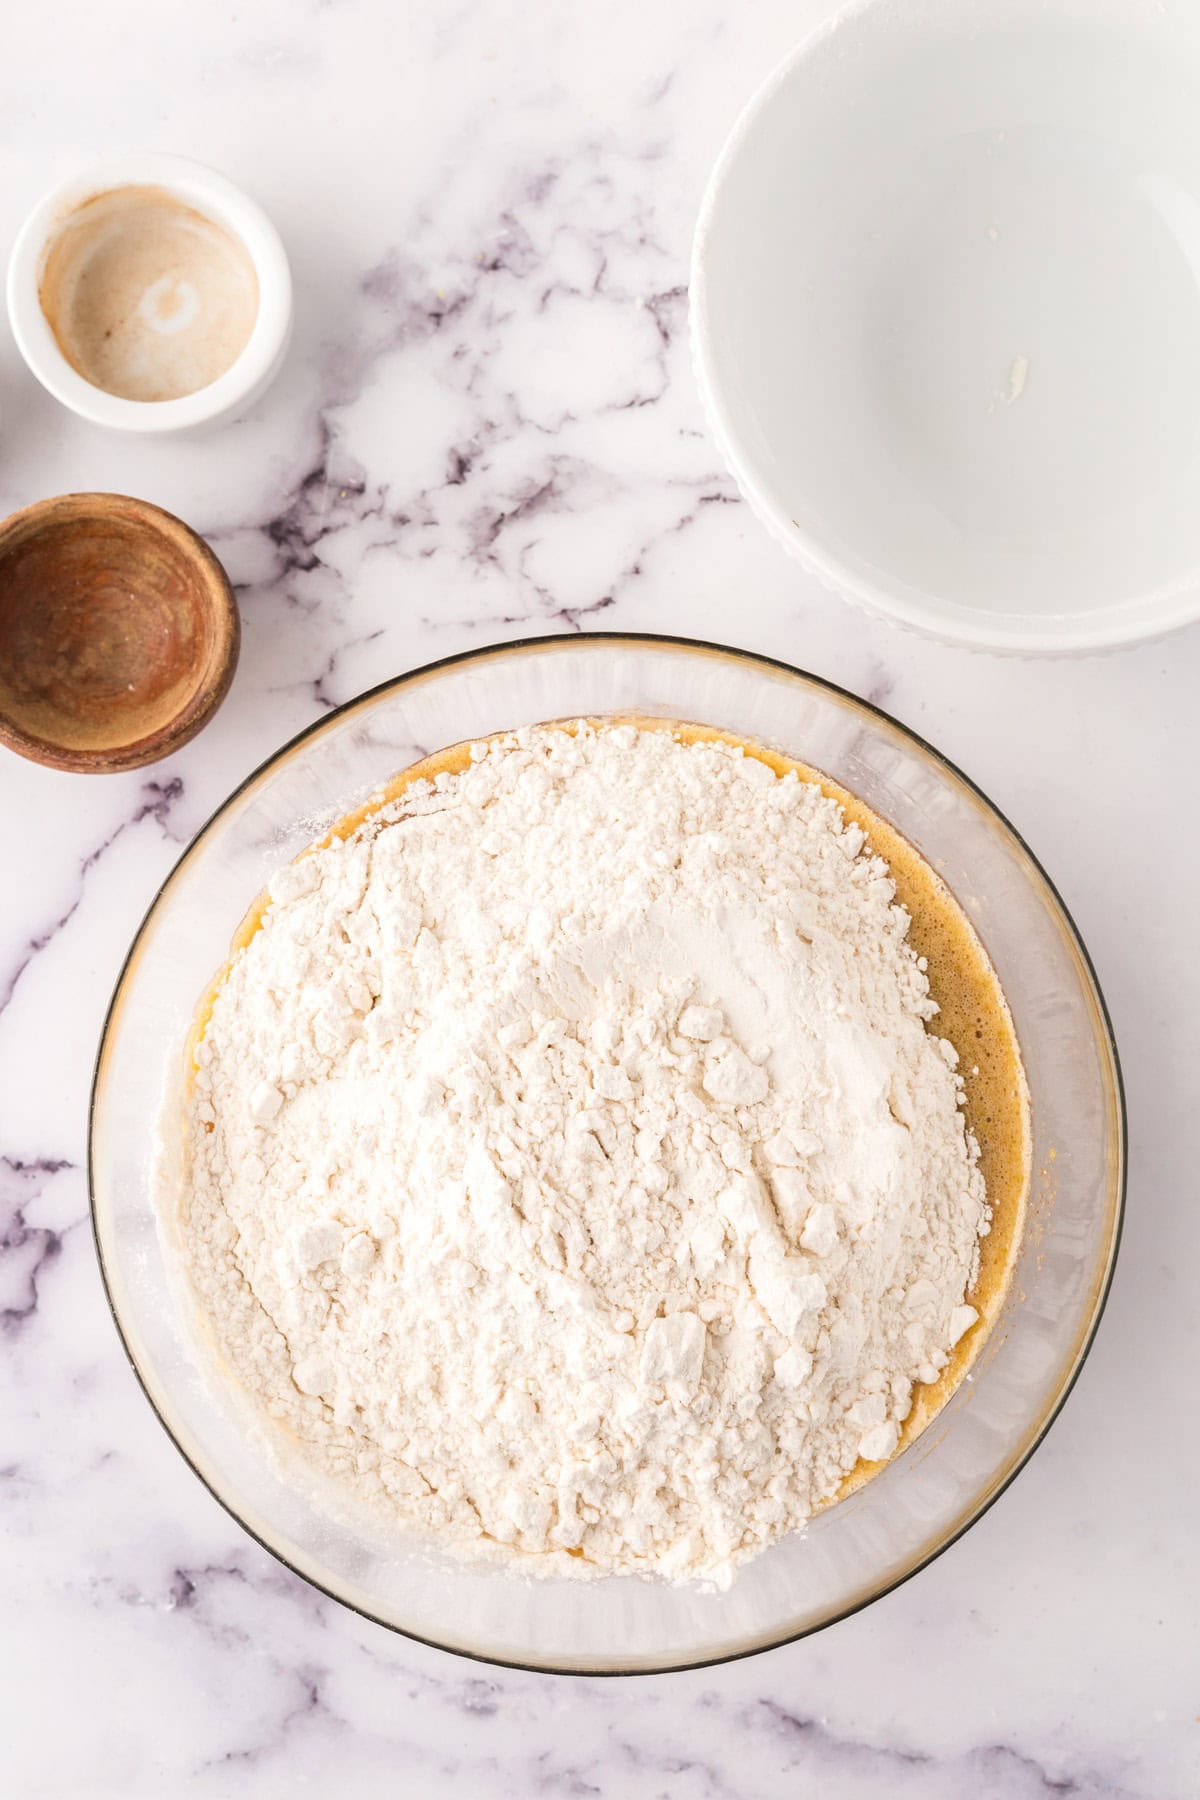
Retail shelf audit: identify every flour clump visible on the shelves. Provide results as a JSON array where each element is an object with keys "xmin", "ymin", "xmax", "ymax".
[{"xmin": 177, "ymin": 723, "xmax": 990, "ymax": 1586}]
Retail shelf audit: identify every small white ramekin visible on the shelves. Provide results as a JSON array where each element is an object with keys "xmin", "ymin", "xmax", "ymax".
[{"xmin": 7, "ymin": 152, "xmax": 292, "ymax": 433}]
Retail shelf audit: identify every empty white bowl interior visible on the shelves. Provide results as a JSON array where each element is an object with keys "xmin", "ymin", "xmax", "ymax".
[
  {"xmin": 693, "ymin": 0, "xmax": 1200, "ymax": 646},
  {"xmin": 91, "ymin": 639, "xmax": 1122, "ymax": 1672}
]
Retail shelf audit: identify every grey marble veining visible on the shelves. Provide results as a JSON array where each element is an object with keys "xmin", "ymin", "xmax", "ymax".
[{"xmin": 1, "ymin": 0, "xmax": 1197, "ymax": 1794}]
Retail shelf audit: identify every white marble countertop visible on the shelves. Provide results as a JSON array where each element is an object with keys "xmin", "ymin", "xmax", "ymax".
[{"xmin": 2, "ymin": 1, "xmax": 1197, "ymax": 1794}]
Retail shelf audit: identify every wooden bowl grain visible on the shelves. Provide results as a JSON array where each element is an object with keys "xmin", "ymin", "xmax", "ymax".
[{"xmin": 0, "ymin": 492, "xmax": 239, "ymax": 773}]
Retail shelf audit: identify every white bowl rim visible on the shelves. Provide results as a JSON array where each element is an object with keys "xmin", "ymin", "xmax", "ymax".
[
  {"xmin": 6, "ymin": 150, "xmax": 292, "ymax": 433},
  {"xmin": 690, "ymin": 0, "xmax": 1200, "ymax": 654}
]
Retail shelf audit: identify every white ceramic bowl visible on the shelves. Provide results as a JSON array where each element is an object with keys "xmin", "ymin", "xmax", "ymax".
[
  {"xmin": 7, "ymin": 153, "xmax": 292, "ymax": 433},
  {"xmin": 90, "ymin": 636, "xmax": 1124, "ymax": 1673},
  {"xmin": 692, "ymin": 0, "xmax": 1200, "ymax": 652}
]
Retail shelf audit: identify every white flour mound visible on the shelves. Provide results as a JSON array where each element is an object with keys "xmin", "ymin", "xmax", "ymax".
[{"xmin": 179, "ymin": 723, "xmax": 989, "ymax": 1587}]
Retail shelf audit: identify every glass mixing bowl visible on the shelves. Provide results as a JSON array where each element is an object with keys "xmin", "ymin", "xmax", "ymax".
[{"xmin": 89, "ymin": 635, "xmax": 1124, "ymax": 1673}]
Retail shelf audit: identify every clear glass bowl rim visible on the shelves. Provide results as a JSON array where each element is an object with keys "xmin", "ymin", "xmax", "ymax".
[{"xmin": 87, "ymin": 631, "xmax": 1126, "ymax": 1675}]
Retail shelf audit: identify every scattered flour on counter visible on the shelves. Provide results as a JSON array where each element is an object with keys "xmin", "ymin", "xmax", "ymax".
[{"xmin": 176, "ymin": 723, "xmax": 989, "ymax": 1587}]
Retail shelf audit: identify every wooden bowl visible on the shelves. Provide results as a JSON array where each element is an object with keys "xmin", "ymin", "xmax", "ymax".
[
  {"xmin": 0, "ymin": 493, "xmax": 241, "ymax": 774},
  {"xmin": 0, "ymin": 493, "xmax": 239, "ymax": 773}
]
